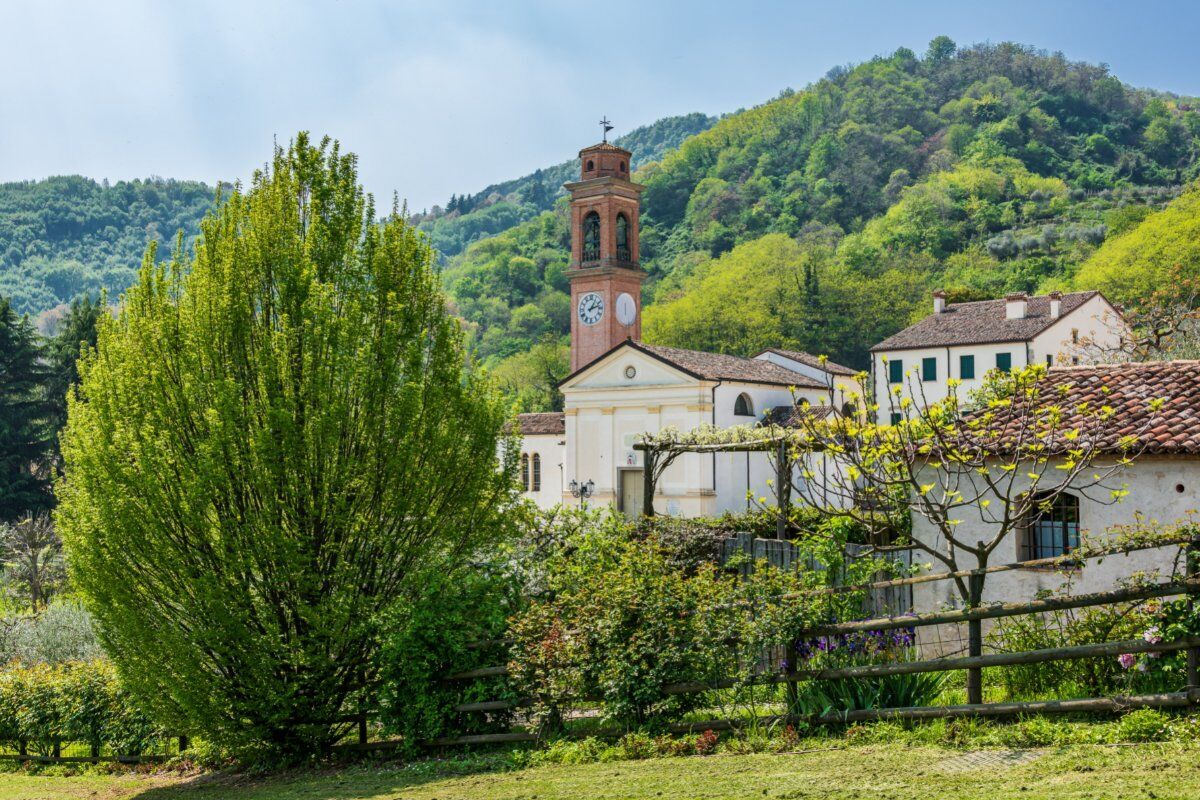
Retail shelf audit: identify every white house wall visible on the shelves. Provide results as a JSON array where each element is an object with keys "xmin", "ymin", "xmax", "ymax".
[
  {"xmin": 909, "ymin": 456, "xmax": 1198, "ymax": 651},
  {"xmin": 1032, "ymin": 294, "xmax": 1126, "ymax": 364},
  {"xmin": 874, "ymin": 341, "xmax": 1034, "ymax": 417}
]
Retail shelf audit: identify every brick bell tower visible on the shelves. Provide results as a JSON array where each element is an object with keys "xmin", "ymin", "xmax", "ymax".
[{"xmin": 566, "ymin": 122, "xmax": 645, "ymax": 372}]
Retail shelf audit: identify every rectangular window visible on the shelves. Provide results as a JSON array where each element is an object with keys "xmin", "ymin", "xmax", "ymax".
[
  {"xmin": 888, "ymin": 359, "xmax": 903, "ymax": 384},
  {"xmin": 996, "ymin": 352, "xmax": 1012, "ymax": 373},
  {"xmin": 890, "ymin": 412, "xmax": 902, "ymax": 426},
  {"xmin": 921, "ymin": 357, "xmax": 937, "ymax": 382},
  {"xmin": 1024, "ymin": 493, "xmax": 1080, "ymax": 561},
  {"xmin": 1045, "ymin": 354, "xmax": 1054, "ymax": 367},
  {"xmin": 959, "ymin": 354, "xmax": 975, "ymax": 380}
]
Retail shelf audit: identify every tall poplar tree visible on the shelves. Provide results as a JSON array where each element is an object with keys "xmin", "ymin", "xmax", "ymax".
[{"xmin": 57, "ymin": 134, "xmax": 516, "ymax": 757}]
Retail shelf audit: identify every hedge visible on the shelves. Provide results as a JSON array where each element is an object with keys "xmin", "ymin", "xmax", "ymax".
[{"xmin": 0, "ymin": 660, "xmax": 165, "ymax": 756}]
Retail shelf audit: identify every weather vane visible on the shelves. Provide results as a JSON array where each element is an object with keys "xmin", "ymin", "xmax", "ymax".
[{"xmin": 600, "ymin": 116, "xmax": 614, "ymax": 143}]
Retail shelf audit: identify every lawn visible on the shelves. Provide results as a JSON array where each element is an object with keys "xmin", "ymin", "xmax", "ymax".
[{"xmin": 5, "ymin": 743, "xmax": 1200, "ymax": 800}]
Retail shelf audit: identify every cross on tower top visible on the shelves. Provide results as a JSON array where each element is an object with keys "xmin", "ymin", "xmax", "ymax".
[{"xmin": 599, "ymin": 116, "xmax": 614, "ymax": 143}]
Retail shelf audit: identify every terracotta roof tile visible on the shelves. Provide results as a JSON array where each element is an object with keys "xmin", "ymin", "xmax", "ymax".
[
  {"xmin": 756, "ymin": 348, "xmax": 858, "ymax": 376},
  {"xmin": 762, "ymin": 404, "xmax": 837, "ymax": 428},
  {"xmin": 871, "ymin": 291, "xmax": 1101, "ymax": 352},
  {"xmin": 634, "ymin": 342, "xmax": 827, "ymax": 388},
  {"xmin": 965, "ymin": 360, "xmax": 1200, "ymax": 455},
  {"xmin": 509, "ymin": 412, "xmax": 565, "ymax": 436}
]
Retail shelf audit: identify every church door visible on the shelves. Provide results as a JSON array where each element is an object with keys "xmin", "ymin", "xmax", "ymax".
[{"xmin": 620, "ymin": 469, "xmax": 644, "ymax": 519}]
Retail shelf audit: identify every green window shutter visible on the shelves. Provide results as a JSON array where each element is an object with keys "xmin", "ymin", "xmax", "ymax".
[
  {"xmin": 959, "ymin": 354, "xmax": 975, "ymax": 380},
  {"xmin": 921, "ymin": 357, "xmax": 937, "ymax": 382},
  {"xmin": 996, "ymin": 352, "xmax": 1012, "ymax": 373},
  {"xmin": 890, "ymin": 412, "xmax": 902, "ymax": 425},
  {"xmin": 888, "ymin": 359, "xmax": 903, "ymax": 384}
]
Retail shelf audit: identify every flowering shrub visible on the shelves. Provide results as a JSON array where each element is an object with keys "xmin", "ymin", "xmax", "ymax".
[
  {"xmin": 1114, "ymin": 597, "xmax": 1200, "ymax": 693},
  {"xmin": 507, "ymin": 510, "xmax": 907, "ymax": 732},
  {"xmin": 987, "ymin": 596, "xmax": 1158, "ymax": 699},
  {"xmin": 788, "ymin": 628, "xmax": 947, "ymax": 714}
]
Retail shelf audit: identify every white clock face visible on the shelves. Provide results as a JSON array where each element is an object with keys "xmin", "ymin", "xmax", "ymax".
[
  {"xmin": 577, "ymin": 292, "xmax": 604, "ymax": 326},
  {"xmin": 616, "ymin": 292, "xmax": 637, "ymax": 326}
]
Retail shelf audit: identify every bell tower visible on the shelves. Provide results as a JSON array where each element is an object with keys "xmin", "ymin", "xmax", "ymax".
[{"xmin": 566, "ymin": 123, "xmax": 645, "ymax": 372}]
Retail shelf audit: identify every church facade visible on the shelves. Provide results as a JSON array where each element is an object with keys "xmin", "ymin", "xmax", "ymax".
[{"xmin": 513, "ymin": 138, "xmax": 861, "ymax": 517}]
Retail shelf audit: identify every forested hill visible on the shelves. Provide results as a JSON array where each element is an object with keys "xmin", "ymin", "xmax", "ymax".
[
  {"xmin": 0, "ymin": 176, "xmax": 216, "ymax": 321},
  {"xmin": 448, "ymin": 38, "xmax": 1200, "ymax": 411},
  {"xmin": 412, "ymin": 113, "xmax": 716, "ymax": 259}
]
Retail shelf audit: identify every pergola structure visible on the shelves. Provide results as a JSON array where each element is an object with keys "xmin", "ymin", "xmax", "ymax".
[{"xmin": 632, "ymin": 425, "xmax": 797, "ymax": 538}]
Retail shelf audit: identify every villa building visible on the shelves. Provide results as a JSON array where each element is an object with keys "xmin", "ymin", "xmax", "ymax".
[{"xmin": 871, "ymin": 290, "xmax": 1128, "ymax": 422}]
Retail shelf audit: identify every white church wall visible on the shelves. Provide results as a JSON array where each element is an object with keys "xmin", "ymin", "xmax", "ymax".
[{"xmin": 515, "ymin": 434, "xmax": 565, "ymax": 509}]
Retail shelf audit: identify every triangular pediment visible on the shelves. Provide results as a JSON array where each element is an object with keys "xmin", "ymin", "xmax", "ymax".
[{"xmin": 560, "ymin": 342, "xmax": 700, "ymax": 392}]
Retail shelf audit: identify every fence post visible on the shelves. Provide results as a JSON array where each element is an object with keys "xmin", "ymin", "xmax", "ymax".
[
  {"xmin": 53, "ymin": 738, "xmax": 61, "ymax": 759},
  {"xmin": 178, "ymin": 734, "xmax": 190, "ymax": 754},
  {"xmin": 775, "ymin": 440, "xmax": 790, "ymax": 540},
  {"xmin": 90, "ymin": 742, "xmax": 100, "ymax": 762},
  {"xmin": 358, "ymin": 714, "xmax": 368, "ymax": 746},
  {"xmin": 1188, "ymin": 537, "xmax": 1199, "ymax": 692},
  {"xmin": 966, "ymin": 571, "xmax": 984, "ymax": 705}
]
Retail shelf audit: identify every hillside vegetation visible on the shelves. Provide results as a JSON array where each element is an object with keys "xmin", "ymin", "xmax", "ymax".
[
  {"xmin": 0, "ymin": 176, "xmax": 216, "ymax": 318},
  {"xmin": 446, "ymin": 38, "xmax": 1199, "ymax": 399}
]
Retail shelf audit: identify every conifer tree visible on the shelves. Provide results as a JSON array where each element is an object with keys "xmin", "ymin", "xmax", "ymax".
[{"xmin": 0, "ymin": 299, "xmax": 51, "ymax": 521}]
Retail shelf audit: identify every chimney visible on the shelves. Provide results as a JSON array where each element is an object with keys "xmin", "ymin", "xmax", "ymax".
[
  {"xmin": 1005, "ymin": 293, "xmax": 1028, "ymax": 320},
  {"xmin": 933, "ymin": 289, "xmax": 947, "ymax": 315},
  {"xmin": 1048, "ymin": 291, "xmax": 1062, "ymax": 319}
]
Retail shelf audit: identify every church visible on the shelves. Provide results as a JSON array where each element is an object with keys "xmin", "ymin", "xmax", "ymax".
[{"xmin": 513, "ymin": 137, "xmax": 861, "ymax": 517}]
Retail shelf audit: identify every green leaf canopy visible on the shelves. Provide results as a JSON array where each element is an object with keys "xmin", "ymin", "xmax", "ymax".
[{"xmin": 56, "ymin": 134, "xmax": 515, "ymax": 757}]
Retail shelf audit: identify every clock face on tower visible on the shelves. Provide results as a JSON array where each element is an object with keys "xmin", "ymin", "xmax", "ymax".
[
  {"xmin": 616, "ymin": 292, "xmax": 637, "ymax": 326},
  {"xmin": 577, "ymin": 292, "xmax": 604, "ymax": 326}
]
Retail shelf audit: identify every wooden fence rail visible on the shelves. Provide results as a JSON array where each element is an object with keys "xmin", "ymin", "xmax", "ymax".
[{"xmin": 425, "ymin": 536, "xmax": 1200, "ymax": 748}]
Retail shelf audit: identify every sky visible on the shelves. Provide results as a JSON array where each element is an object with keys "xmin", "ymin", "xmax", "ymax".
[{"xmin": 3, "ymin": 0, "xmax": 1200, "ymax": 212}]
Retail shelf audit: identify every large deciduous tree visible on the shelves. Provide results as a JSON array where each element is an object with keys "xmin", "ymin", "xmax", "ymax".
[{"xmin": 56, "ymin": 134, "xmax": 516, "ymax": 757}]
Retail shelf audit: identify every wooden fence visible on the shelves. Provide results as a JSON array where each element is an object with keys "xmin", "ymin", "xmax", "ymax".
[
  {"xmin": 422, "ymin": 535, "xmax": 1200, "ymax": 747},
  {"xmin": 9, "ymin": 535, "xmax": 1194, "ymax": 760}
]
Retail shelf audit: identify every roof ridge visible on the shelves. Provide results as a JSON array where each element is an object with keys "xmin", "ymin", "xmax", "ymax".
[{"xmin": 946, "ymin": 289, "xmax": 1096, "ymax": 309}]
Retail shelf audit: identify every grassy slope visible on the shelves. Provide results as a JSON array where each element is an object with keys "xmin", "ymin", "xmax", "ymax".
[{"xmin": 8, "ymin": 744, "xmax": 1200, "ymax": 799}]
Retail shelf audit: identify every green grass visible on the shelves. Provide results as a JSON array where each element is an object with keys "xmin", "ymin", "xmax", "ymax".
[{"xmin": 6, "ymin": 743, "xmax": 1200, "ymax": 799}]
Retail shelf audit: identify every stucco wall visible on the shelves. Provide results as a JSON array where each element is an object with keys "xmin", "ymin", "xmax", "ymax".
[
  {"xmin": 909, "ymin": 456, "xmax": 1198, "ymax": 654},
  {"xmin": 515, "ymin": 433, "xmax": 566, "ymax": 509}
]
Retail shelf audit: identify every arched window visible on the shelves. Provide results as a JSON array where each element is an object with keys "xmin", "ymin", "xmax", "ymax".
[
  {"xmin": 616, "ymin": 213, "xmax": 630, "ymax": 261},
  {"xmin": 733, "ymin": 393, "xmax": 754, "ymax": 417},
  {"xmin": 841, "ymin": 401, "xmax": 858, "ymax": 418},
  {"xmin": 520, "ymin": 454, "xmax": 530, "ymax": 492},
  {"xmin": 531, "ymin": 453, "xmax": 541, "ymax": 492},
  {"xmin": 1022, "ymin": 492, "xmax": 1080, "ymax": 560},
  {"xmin": 586, "ymin": 160, "xmax": 595, "ymax": 172},
  {"xmin": 619, "ymin": 160, "xmax": 626, "ymax": 172},
  {"xmin": 582, "ymin": 211, "xmax": 601, "ymax": 262}
]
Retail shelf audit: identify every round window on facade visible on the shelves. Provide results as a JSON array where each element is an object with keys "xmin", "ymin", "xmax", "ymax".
[{"xmin": 624, "ymin": 365, "xmax": 637, "ymax": 379}]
